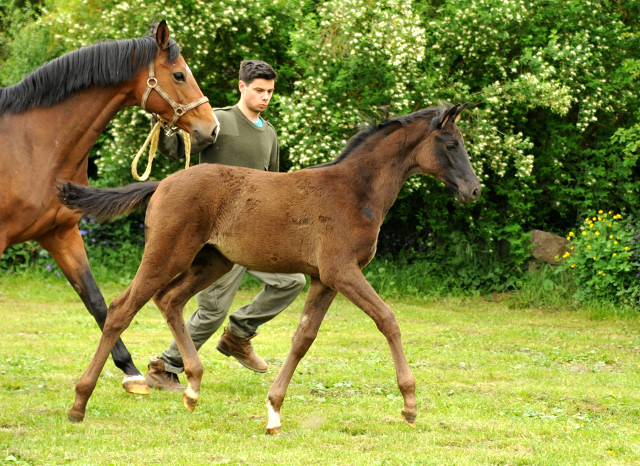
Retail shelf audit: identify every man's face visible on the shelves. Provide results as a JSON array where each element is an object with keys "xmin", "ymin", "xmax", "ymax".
[{"xmin": 239, "ymin": 78, "xmax": 275, "ymax": 114}]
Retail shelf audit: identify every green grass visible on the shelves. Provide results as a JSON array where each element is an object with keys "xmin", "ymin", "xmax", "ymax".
[{"xmin": 1, "ymin": 273, "xmax": 640, "ymax": 464}]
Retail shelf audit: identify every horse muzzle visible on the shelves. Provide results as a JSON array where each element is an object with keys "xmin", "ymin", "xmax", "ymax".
[{"xmin": 455, "ymin": 180, "xmax": 482, "ymax": 204}]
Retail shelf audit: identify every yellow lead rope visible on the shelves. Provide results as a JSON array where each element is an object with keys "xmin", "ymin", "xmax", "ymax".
[{"xmin": 131, "ymin": 121, "xmax": 191, "ymax": 181}]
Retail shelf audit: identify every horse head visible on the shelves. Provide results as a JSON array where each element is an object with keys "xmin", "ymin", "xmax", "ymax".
[
  {"xmin": 136, "ymin": 20, "xmax": 219, "ymax": 147},
  {"xmin": 419, "ymin": 103, "xmax": 481, "ymax": 204}
]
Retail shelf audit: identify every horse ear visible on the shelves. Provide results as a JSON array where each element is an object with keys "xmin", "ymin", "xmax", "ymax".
[
  {"xmin": 453, "ymin": 102, "xmax": 468, "ymax": 124},
  {"xmin": 438, "ymin": 104, "xmax": 460, "ymax": 129},
  {"xmin": 155, "ymin": 20, "xmax": 170, "ymax": 50}
]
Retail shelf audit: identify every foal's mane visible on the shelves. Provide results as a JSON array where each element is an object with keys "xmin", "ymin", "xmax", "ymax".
[
  {"xmin": 0, "ymin": 30, "xmax": 180, "ymax": 115},
  {"xmin": 313, "ymin": 107, "xmax": 442, "ymax": 168}
]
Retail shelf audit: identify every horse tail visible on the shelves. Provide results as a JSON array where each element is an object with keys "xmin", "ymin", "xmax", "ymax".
[{"xmin": 57, "ymin": 181, "xmax": 160, "ymax": 221}]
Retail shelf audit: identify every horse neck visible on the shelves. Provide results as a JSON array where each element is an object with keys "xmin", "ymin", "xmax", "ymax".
[
  {"xmin": 333, "ymin": 130, "xmax": 418, "ymax": 215},
  {"xmin": 33, "ymin": 83, "xmax": 136, "ymax": 180}
]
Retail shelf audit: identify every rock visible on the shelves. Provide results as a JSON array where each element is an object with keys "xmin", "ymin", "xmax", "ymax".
[{"xmin": 528, "ymin": 229, "xmax": 569, "ymax": 265}]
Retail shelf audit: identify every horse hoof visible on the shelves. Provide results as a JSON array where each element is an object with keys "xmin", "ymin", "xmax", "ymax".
[
  {"xmin": 68, "ymin": 410, "xmax": 85, "ymax": 423},
  {"xmin": 402, "ymin": 409, "xmax": 417, "ymax": 428},
  {"xmin": 182, "ymin": 387, "xmax": 199, "ymax": 412},
  {"xmin": 183, "ymin": 395, "xmax": 197, "ymax": 412},
  {"xmin": 266, "ymin": 425, "xmax": 282, "ymax": 436},
  {"xmin": 122, "ymin": 375, "xmax": 150, "ymax": 395}
]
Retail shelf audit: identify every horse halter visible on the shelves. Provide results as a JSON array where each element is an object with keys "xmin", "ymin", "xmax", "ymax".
[{"xmin": 141, "ymin": 61, "xmax": 217, "ymax": 138}]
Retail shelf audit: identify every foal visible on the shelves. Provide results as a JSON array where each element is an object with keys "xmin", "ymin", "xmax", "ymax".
[{"xmin": 59, "ymin": 104, "xmax": 481, "ymax": 432}]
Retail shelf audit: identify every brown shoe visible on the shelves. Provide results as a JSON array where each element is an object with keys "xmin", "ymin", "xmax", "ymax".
[
  {"xmin": 216, "ymin": 327, "xmax": 268, "ymax": 373},
  {"xmin": 144, "ymin": 358, "xmax": 184, "ymax": 391}
]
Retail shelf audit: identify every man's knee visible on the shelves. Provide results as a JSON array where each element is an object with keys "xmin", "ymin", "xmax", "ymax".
[{"xmin": 286, "ymin": 274, "xmax": 306, "ymax": 292}]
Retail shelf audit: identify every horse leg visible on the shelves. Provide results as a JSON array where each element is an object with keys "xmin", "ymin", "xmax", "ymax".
[
  {"xmin": 265, "ymin": 278, "xmax": 336, "ymax": 435},
  {"xmin": 37, "ymin": 225, "xmax": 148, "ymax": 395},
  {"xmin": 325, "ymin": 264, "xmax": 417, "ymax": 427},
  {"xmin": 68, "ymin": 283, "xmax": 153, "ymax": 422},
  {"xmin": 152, "ymin": 245, "xmax": 233, "ymax": 413}
]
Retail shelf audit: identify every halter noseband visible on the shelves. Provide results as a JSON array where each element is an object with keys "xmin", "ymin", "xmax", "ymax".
[{"xmin": 141, "ymin": 61, "xmax": 215, "ymax": 137}]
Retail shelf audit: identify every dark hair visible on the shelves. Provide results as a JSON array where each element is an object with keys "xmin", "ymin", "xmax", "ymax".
[{"xmin": 238, "ymin": 60, "xmax": 277, "ymax": 84}]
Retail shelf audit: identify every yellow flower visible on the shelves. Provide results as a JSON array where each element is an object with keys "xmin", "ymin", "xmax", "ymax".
[
  {"xmin": 598, "ymin": 210, "xmax": 603, "ymax": 214},
  {"xmin": 613, "ymin": 253, "xmax": 617, "ymax": 257},
  {"xmin": 587, "ymin": 245, "xmax": 591, "ymax": 249},
  {"xmin": 582, "ymin": 231, "xmax": 587, "ymax": 236},
  {"xmin": 603, "ymin": 273, "xmax": 607, "ymax": 277},
  {"xmin": 609, "ymin": 234, "xmax": 614, "ymax": 239},
  {"xmin": 593, "ymin": 257, "xmax": 597, "ymax": 260},
  {"xmin": 595, "ymin": 231, "xmax": 600, "ymax": 236},
  {"xmin": 570, "ymin": 264, "xmax": 576, "ymax": 268},
  {"xmin": 563, "ymin": 252, "xmax": 570, "ymax": 258},
  {"xmin": 626, "ymin": 246, "xmax": 631, "ymax": 251}
]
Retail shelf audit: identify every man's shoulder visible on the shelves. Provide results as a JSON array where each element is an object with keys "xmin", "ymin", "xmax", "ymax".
[
  {"xmin": 263, "ymin": 118, "xmax": 276, "ymax": 133},
  {"xmin": 213, "ymin": 106, "xmax": 236, "ymax": 121}
]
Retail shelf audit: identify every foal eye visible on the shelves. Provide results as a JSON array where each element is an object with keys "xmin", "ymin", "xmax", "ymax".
[
  {"xmin": 173, "ymin": 72, "xmax": 186, "ymax": 82},
  {"xmin": 446, "ymin": 143, "xmax": 457, "ymax": 151}
]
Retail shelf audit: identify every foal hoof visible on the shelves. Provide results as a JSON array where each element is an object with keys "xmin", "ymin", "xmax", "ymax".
[
  {"xmin": 182, "ymin": 387, "xmax": 199, "ymax": 412},
  {"xmin": 67, "ymin": 409, "xmax": 85, "ymax": 423},
  {"xmin": 122, "ymin": 375, "xmax": 150, "ymax": 395},
  {"xmin": 402, "ymin": 409, "xmax": 417, "ymax": 428},
  {"xmin": 266, "ymin": 425, "xmax": 282, "ymax": 436}
]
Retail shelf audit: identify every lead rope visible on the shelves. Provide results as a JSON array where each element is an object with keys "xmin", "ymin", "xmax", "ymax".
[{"xmin": 131, "ymin": 122, "xmax": 191, "ymax": 181}]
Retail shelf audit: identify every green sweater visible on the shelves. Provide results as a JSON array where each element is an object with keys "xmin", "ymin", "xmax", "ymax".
[{"xmin": 159, "ymin": 105, "xmax": 279, "ymax": 172}]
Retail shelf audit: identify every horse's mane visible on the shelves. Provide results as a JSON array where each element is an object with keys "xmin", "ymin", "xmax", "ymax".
[
  {"xmin": 311, "ymin": 107, "xmax": 442, "ymax": 168},
  {"xmin": 0, "ymin": 31, "xmax": 180, "ymax": 115}
]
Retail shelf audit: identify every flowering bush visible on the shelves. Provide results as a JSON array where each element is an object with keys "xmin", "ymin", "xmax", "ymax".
[
  {"xmin": 559, "ymin": 211, "xmax": 640, "ymax": 309},
  {"xmin": 2, "ymin": 0, "xmax": 639, "ymax": 294}
]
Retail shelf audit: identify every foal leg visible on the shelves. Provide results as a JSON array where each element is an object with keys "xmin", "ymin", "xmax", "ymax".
[
  {"xmin": 153, "ymin": 246, "xmax": 233, "ymax": 413},
  {"xmin": 68, "ymin": 283, "xmax": 154, "ymax": 422},
  {"xmin": 326, "ymin": 265, "xmax": 417, "ymax": 427},
  {"xmin": 37, "ymin": 225, "xmax": 147, "ymax": 395},
  {"xmin": 265, "ymin": 278, "xmax": 337, "ymax": 435}
]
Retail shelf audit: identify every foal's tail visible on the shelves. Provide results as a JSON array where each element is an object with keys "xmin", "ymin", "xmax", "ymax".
[{"xmin": 57, "ymin": 181, "xmax": 160, "ymax": 221}]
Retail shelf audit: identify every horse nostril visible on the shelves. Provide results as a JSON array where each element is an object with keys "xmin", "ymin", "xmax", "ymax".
[{"xmin": 472, "ymin": 187, "xmax": 480, "ymax": 199}]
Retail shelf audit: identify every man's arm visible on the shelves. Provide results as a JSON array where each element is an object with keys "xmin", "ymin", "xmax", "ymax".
[{"xmin": 154, "ymin": 119, "xmax": 212, "ymax": 160}]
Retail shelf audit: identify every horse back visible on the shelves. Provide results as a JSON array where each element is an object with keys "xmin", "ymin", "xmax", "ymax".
[{"xmin": 146, "ymin": 163, "xmax": 380, "ymax": 276}]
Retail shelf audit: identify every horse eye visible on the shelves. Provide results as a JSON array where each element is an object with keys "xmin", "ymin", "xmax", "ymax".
[
  {"xmin": 446, "ymin": 143, "xmax": 457, "ymax": 151},
  {"xmin": 173, "ymin": 72, "xmax": 186, "ymax": 82}
]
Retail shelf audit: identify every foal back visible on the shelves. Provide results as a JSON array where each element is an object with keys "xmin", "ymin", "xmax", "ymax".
[{"xmin": 144, "ymin": 163, "xmax": 378, "ymax": 278}]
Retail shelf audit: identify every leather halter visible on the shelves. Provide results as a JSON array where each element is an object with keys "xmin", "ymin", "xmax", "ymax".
[{"xmin": 141, "ymin": 61, "xmax": 211, "ymax": 136}]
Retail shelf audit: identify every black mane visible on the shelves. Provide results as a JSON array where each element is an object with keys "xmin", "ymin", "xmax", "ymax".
[
  {"xmin": 312, "ymin": 107, "xmax": 442, "ymax": 168},
  {"xmin": 0, "ymin": 31, "xmax": 180, "ymax": 115}
]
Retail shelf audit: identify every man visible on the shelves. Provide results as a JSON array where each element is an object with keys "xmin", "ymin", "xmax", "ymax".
[{"xmin": 145, "ymin": 60, "xmax": 306, "ymax": 391}]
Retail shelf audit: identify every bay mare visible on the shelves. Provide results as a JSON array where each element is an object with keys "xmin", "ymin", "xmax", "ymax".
[
  {"xmin": 0, "ymin": 20, "xmax": 218, "ymax": 394},
  {"xmin": 59, "ymin": 104, "xmax": 481, "ymax": 432}
]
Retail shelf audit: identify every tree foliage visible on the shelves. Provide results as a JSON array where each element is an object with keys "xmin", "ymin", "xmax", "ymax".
[{"xmin": 1, "ymin": 0, "xmax": 639, "ymax": 292}]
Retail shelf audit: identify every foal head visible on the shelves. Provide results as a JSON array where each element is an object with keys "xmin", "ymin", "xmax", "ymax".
[
  {"xmin": 414, "ymin": 104, "xmax": 481, "ymax": 204},
  {"xmin": 135, "ymin": 21, "xmax": 218, "ymax": 145}
]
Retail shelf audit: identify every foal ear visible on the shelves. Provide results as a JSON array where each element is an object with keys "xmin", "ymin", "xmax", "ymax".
[
  {"xmin": 438, "ymin": 104, "xmax": 461, "ymax": 129},
  {"xmin": 155, "ymin": 20, "xmax": 170, "ymax": 50},
  {"xmin": 437, "ymin": 103, "xmax": 468, "ymax": 128},
  {"xmin": 453, "ymin": 102, "xmax": 468, "ymax": 124}
]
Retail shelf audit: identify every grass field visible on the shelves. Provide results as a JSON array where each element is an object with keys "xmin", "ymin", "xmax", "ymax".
[{"xmin": 1, "ymin": 273, "xmax": 640, "ymax": 464}]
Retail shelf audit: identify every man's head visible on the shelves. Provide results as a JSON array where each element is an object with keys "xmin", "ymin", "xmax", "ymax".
[
  {"xmin": 238, "ymin": 60, "xmax": 277, "ymax": 117},
  {"xmin": 239, "ymin": 60, "xmax": 277, "ymax": 84}
]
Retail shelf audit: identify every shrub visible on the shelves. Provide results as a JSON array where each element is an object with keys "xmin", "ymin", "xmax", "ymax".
[{"xmin": 558, "ymin": 211, "xmax": 640, "ymax": 309}]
